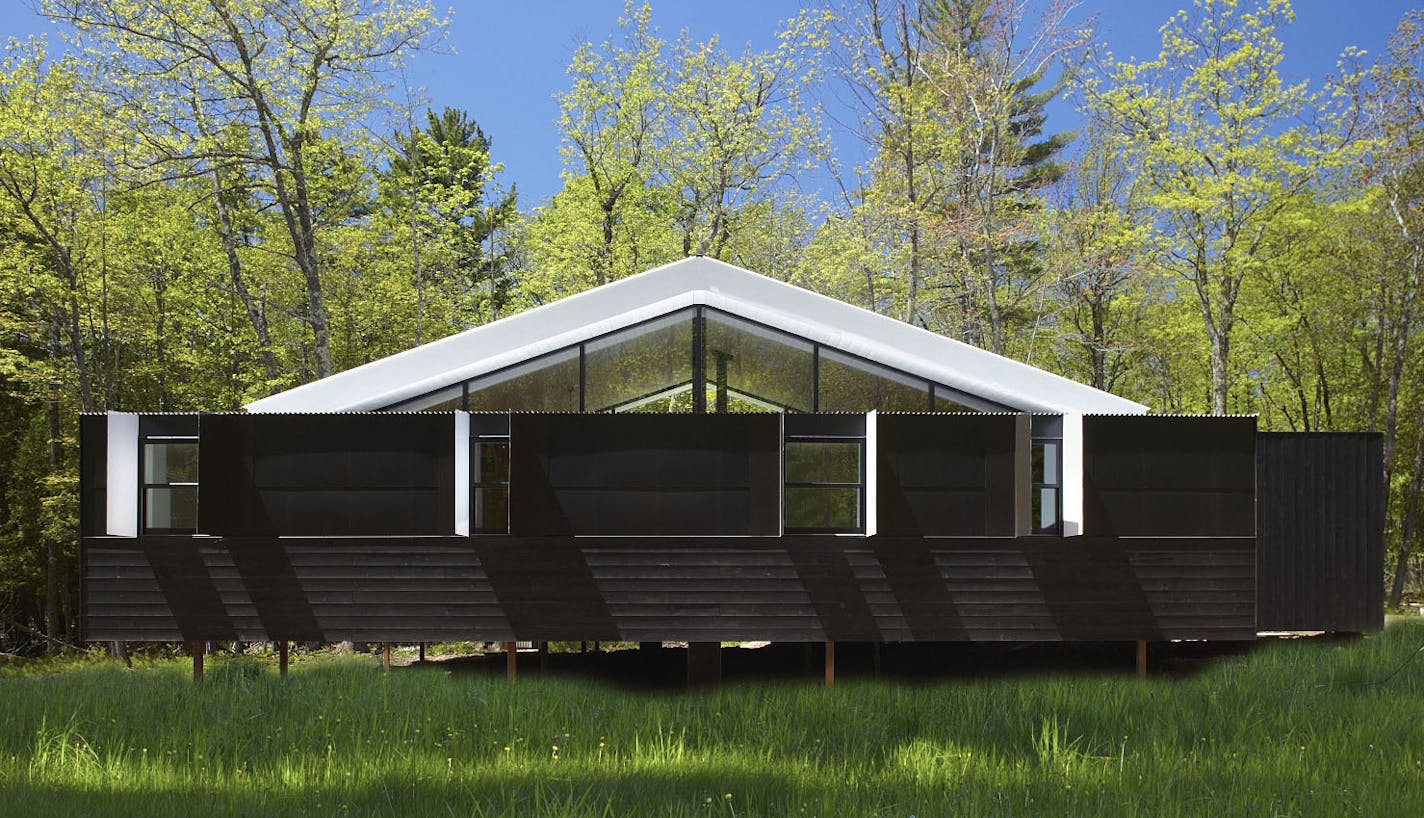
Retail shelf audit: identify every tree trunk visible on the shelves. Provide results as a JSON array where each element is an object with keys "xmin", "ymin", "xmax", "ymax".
[
  {"xmin": 45, "ymin": 398, "xmax": 62, "ymax": 649},
  {"xmin": 1388, "ymin": 400, "xmax": 1424, "ymax": 608},
  {"xmin": 211, "ymin": 169, "xmax": 281, "ymax": 389}
]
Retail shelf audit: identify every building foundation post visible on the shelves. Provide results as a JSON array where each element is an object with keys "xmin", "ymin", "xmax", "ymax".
[
  {"xmin": 687, "ymin": 641, "xmax": 721, "ymax": 685},
  {"xmin": 190, "ymin": 641, "xmax": 204, "ymax": 683}
]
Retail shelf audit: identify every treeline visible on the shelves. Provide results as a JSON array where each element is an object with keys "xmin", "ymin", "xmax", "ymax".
[{"xmin": 1, "ymin": 0, "xmax": 1421, "ymax": 651}]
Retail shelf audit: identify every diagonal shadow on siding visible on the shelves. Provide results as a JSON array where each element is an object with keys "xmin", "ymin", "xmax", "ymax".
[
  {"xmin": 226, "ymin": 538, "xmax": 325, "ymax": 642},
  {"xmin": 1024, "ymin": 538, "xmax": 1161, "ymax": 641},
  {"xmin": 143, "ymin": 540, "xmax": 238, "ymax": 643},
  {"xmin": 871, "ymin": 539, "xmax": 968, "ymax": 641},
  {"xmin": 476, "ymin": 539, "xmax": 620, "ymax": 642},
  {"xmin": 786, "ymin": 546, "xmax": 881, "ymax": 642}
]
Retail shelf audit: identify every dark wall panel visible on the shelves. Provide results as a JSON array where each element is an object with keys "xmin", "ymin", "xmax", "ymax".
[
  {"xmin": 877, "ymin": 413, "xmax": 1026, "ymax": 536},
  {"xmin": 1084, "ymin": 415, "xmax": 1257, "ymax": 537},
  {"xmin": 511, "ymin": 413, "xmax": 781, "ymax": 536},
  {"xmin": 198, "ymin": 413, "xmax": 454, "ymax": 536},
  {"xmin": 1257, "ymin": 432, "xmax": 1383, "ymax": 632},
  {"xmin": 79, "ymin": 414, "xmax": 107, "ymax": 538},
  {"xmin": 84, "ymin": 533, "xmax": 1254, "ymax": 643}
]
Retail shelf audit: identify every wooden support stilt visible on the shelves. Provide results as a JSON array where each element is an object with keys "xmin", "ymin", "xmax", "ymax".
[
  {"xmin": 278, "ymin": 640, "xmax": 289, "ymax": 677},
  {"xmin": 418, "ymin": 642, "xmax": 426, "ymax": 662},
  {"xmin": 580, "ymin": 641, "xmax": 587, "ymax": 655},
  {"xmin": 687, "ymin": 641, "xmax": 722, "ymax": 685},
  {"xmin": 381, "ymin": 642, "xmax": 391, "ymax": 670},
  {"xmin": 824, "ymin": 641, "xmax": 835, "ymax": 688},
  {"xmin": 1136, "ymin": 640, "xmax": 1148, "ymax": 679},
  {"xmin": 505, "ymin": 641, "xmax": 517, "ymax": 681},
  {"xmin": 538, "ymin": 641, "xmax": 549, "ymax": 672},
  {"xmin": 191, "ymin": 641, "xmax": 205, "ymax": 683}
]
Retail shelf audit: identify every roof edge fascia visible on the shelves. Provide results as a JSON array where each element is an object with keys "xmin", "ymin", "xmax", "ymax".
[{"xmin": 247, "ymin": 257, "xmax": 1148, "ymax": 415}]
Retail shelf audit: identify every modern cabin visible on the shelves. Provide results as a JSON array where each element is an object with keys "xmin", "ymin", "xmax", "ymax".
[{"xmin": 78, "ymin": 257, "xmax": 1384, "ymax": 667}]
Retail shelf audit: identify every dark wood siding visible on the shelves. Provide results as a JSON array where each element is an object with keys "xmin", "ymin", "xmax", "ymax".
[
  {"xmin": 510, "ymin": 413, "xmax": 782, "ymax": 536},
  {"xmin": 82, "ymin": 534, "xmax": 1254, "ymax": 643},
  {"xmin": 1257, "ymin": 432, "xmax": 1384, "ymax": 632},
  {"xmin": 1084, "ymin": 415, "xmax": 1257, "ymax": 537}
]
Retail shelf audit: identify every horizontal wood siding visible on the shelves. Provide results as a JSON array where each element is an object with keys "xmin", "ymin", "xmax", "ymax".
[
  {"xmin": 1257, "ymin": 432, "xmax": 1384, "ymax": 632},
  {"xmin": 84, "ymin": 535, "xmax": 1254, "ymax": 643}
]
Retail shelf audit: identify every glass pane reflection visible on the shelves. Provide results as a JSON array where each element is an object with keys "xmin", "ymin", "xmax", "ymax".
[
  {"xmin": 145, "ymin": 485, "xmax": 197, "ymax": 531},
  {"xmin": 387, "ymin": 385, "xmax": 462, "ymax": 412},
  {"xmin": 817, "ymin": 348, "xmax": 931, "ymax": 412},
  {"xmin": 584, "ymin": 310, "xmax": 694, "ymax": 412},
  {"xmin": 786, "ymin": 441, "xmax": 860, "ymax": 484},
  {"xmin": 704, "ymin": 311, "xmax": 812, "ymax": 412},
  {"xmin": 143, "ymin": 442, "xmax": 198, "ymax": 483},
  {"xmin": 786, "ymin": 486, "xmax": 860, "ymax": 530},
  {"xmin": 466, "ymin": 348, "xmax": 580, "ymax": 411}
]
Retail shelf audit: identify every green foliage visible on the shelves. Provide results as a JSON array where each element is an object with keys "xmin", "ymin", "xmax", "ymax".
[
  {"xmin": 826, "ymin": 0, "xmax": 1082, "ymax": 351},
  {"xmin": 3, "ymin": 627, "xmax": 1424, "ymax": 815},
  {"xmin": 1086, "ymin": 0, "xmax": 1359, "ymax": 414},
  {"xmin": 520, "ymin": 1, "xmax": 828, "ymax": 301}
]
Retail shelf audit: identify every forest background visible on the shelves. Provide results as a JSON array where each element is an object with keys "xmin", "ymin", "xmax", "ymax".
[{"xmin": 2, "ymin": 0, "xmax": 1422, "ymax": 652}]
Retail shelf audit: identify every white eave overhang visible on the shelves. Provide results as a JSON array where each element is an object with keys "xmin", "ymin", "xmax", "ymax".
[{"xmin": 245, "ymin": 256, "xmax": 1148, "ymax": 416}]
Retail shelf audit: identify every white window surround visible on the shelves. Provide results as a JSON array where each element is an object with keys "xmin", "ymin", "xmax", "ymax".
[
  {"xmin": 106, "ymin": 412, "xmax": 139, "ymax": 537},
  {"xmin": 1062, "ymin": 413, "xmax": 1084, "ymax": 537},
  {"xmin": 454, "ymin": 411, "xmax": 470, "ymax": 536}
]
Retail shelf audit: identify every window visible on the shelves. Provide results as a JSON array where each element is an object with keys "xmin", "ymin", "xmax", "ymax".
[
  {"xmin": 784, "ymin": 438, "xmax": 864, "ymax": 533},
  {"xmin": 703, "ymin": 309, "xmax": 813, "ymax": 412},
  {"xmin": 373, "ymin": 305, "xmax": 1014, "ymax": 416},
  {"xmin": 466, "ymin": 348, "xmax": 580, "ymax": 412},
  {"xmin": 584, "ymin": 309, "xmax": 695, "ymax": 412},
  {"xmin": 142, "ymin": 437, "xmax": 198, "ymax": 534},
  {"xmin": 1031, "ymin": 416, "xmax": 1062, "ymax": 535},
  {"xmin": 473, "ymin": 434, "xmax": 510, "ymax": 533},
  {"xmin": 817, "ymin": 347, "xmax": 932, "ymax": 412}
]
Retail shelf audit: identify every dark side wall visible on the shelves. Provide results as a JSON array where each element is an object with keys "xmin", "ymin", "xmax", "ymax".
[{"xmin": 1256, "ymin": 432, "xmax": 1384, "ymax": 632}]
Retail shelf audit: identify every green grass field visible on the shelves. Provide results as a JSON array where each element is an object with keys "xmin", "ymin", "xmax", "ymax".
[{"xmin": 3, "ymin": 626, "xmax": 1423, "ymax": 817}]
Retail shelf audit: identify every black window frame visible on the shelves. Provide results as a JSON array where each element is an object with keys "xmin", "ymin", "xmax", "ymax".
[
  {"xmin": 1030, "ymin": 435, "xmax": 1063, "ymax": 536},
  {"xmin": 140, "ymin": 435, "xmax": 199, "ymax": 535},
  {"xmin": 471, "ymin": 432, "xmax": 511, "ymax": 535},
  {"xmin": 783, "ymin": 433, "xmax": 866, "ymax": 535}
]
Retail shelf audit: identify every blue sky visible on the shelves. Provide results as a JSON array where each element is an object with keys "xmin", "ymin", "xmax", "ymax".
[{"xmin": 2, "ymin": 0, "xmax": 1415, "ymax": 206}]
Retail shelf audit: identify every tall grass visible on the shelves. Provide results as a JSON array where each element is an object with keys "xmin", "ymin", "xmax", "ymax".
[{"xmin": 2, "ymin": 626, "xmax": 1423, "ymax": 817}]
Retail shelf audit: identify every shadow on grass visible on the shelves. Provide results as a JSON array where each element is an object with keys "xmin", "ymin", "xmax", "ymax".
[{"xmin": 411, "ymin": 638, "xmax": 1269, "ymax": 691}]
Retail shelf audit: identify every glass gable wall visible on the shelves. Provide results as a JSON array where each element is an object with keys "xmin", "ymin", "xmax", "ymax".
[
  {"xmin": 585, "ymin": 309, "xmax": 694, "ymax": 412},
  {"xmin": 703, "ymin": 311, "xmax": 814, "ymax": 412},
  {"xmin": 382, "ymin": 306, "xmax": 1014, "ymax": 414}
]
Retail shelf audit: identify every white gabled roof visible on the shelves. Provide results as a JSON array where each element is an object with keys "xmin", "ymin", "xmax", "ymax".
[{"xmin": 246, "ymin": 257, "xmax": 1148, "ymax": 415}]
